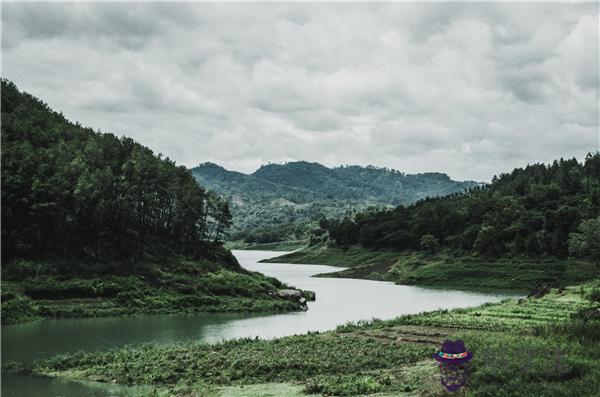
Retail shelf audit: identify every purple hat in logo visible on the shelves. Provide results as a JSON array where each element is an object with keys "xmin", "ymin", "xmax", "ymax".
[
  {"xmin": 433, "ymin": 339, "xmax": 473, "ymax": 364},
  {"xmin": 434, "ymin": 339, "xmax": 473, "ymax": 392}
]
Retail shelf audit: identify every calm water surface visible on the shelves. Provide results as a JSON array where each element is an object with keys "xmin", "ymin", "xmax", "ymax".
[{"xmin": 2, "ymin": 250, "xmax": 517, "ymax": 396}]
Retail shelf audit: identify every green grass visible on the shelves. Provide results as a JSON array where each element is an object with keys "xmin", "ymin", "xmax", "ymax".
[
  {"xmin": 264, "ymin": 244, "xmax": 600, "ymax": 290},
  {"xmin": 217, "ymin": 383, "xmax": 320, "ymax": 397},
  {"xmin": 22, "ymin": 280, "xmax": 600, "ymax": 396},
  {"xmin": 388, "ymin": 255, "xmax": 599, "ymax": 290},
  {"xmin": 1, "ymin": 258, "xmax": 308, "ymax": 325},
  {"xmin": 31, "ymin": 333, "xmax": 433, "ymax": 395},
  {"xmin": 336, "ymin": 285, "xmax": 593, "ymax": 333},
  {"xmin": 260, "ymin": 243, "xmax": 399, "ymax": 268}
]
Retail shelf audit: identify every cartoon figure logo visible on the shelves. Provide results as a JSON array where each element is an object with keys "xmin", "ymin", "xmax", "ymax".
[{"xmin": 433, "ymin": 339, "xmax": 472, "ymax": 392}]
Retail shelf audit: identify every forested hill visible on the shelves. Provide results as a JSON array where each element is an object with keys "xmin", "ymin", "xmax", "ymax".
[
  {"xmin": 190, "ymin": 161, "xmax": 477, "ymax": 244},
  {"xmin": 1, "ymin": 79, "xmax": 232, "ymax": 263},
  {"xmin": 320, "ymin": 155, "xmax": 600, "ymax": 260},
  {"xmin": 1, "ymin": 80, "xmax": 314, "ymax": 325},
  {"xmin": 193, "ymin": 161, "xmax": 477, "ymax": 205}
]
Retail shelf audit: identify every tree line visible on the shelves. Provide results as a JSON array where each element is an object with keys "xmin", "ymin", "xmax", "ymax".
[
  {"xmin": 319, "ymin": 154, "xmax": 600, "ymax": 260},
  {"xmin": 1, "ymin": 79, "xmax": 231, "ymax": 262}
]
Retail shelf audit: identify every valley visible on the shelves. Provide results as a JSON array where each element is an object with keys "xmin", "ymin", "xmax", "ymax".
[
  {"xmin": 1, "ymin": 80, "xmax": 598, "ymax": 397},
  {"xmin": 191, "ymin": 162, "xmax": 478, "ymax": 246}
]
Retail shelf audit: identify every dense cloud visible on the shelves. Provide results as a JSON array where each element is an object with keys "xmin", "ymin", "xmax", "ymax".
[{"xmin": 2, "ymin": 2, "xmax": 598, "ymax": 181}]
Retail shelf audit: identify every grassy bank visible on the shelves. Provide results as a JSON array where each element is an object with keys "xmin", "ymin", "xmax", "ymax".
[
  {"xmin": 225, "ymin": 240, "xmax": 308, "ymax": 251},
  {"xmin": 22, "ymin": 280, "xmax": 600, "ymax": 396},
  {"xmin": 1, "ymin": 256, "xmax": 308, "ymax": 325},
  {"xmin": 263, "ymin": 244, "xmax": 600, "ymax": 290},
  {"xmin": 261, "ymin": 243, "xmax": 399, "ymax": 267}
]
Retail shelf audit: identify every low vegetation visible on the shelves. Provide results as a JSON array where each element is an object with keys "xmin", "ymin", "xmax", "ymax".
[
  {"xmin": 261, "ymin": 243, "xmax": 399, "ymax": 267},
  {"xmin": 264, "ymin": 244, "xmax": 599, "ymax": 290},
  {"xmin": 1, "ymin": 256, "xmax": 308, "ymax": 325},
  {"xmin": 17, "ymin": 281, "xmax": 598, "ymax": 396}
]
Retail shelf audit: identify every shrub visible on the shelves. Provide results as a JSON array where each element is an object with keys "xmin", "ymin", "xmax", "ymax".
[
  {"xmin": 568, "ymin": 217, "xmax": 600, "ymax": 259},
  {"xmin": 419, "ymin": 234, "xmax": 439, "ymax": 253},
  {"xmin": 1, "ymin": 298, "xmax": 38, "ymax": 324}
]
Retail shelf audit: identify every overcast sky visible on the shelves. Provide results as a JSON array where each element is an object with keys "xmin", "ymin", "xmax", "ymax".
[{"xmin": 2, "ymin": 2, "xmax": 598, "ymax": 182}]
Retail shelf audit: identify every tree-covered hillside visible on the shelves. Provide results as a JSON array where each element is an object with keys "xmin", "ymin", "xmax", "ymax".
[
  {"xmin": 254, "ymin": 161, "xmax": 477, "ymax": 204},
  {"xmin": 320, "ymin": 155, "xmax": 600, "ymax": 260},
  {"xmin": 1, "ymin": 79, "xmax": 232, "ymax": 262},
  {"xmin": 0, "ymin": 79, "xmax": 308, "ymax": 324},
  {"xmin": 191, "ymin": 161, "xmax": 477, "ymax": 244}
]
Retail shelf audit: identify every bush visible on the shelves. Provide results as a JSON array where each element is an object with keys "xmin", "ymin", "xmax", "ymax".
[
  {"xmin": 116, "ymin": 289, "xmax": 147, "ymax": 306},
  {"xmin": 568, "ymin": 217, "xmax": 600, "ymax": 259},
  {"xmin": 419, "ymin": 234, "xmax": 439, "ymax": 253},
  {"xmin": 585, "ymin": 288, "xmax": 600, "ymax": 303},
  {"xmin": 1, "ymin": 298, "xmax": 38, "ymax": 324}
]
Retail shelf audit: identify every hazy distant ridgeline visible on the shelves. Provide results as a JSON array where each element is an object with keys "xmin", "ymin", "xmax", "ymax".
[
  {"xmin": 192, "ymin": 161, "xmax": 478, "ymax": 205},
  {"xmin": 191, "ymin": 162, "xmax": 478, "ymax": 243}
]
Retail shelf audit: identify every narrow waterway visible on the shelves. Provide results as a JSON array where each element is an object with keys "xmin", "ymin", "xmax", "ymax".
[{"xmin": 1, "ymin": 250, "xmax": 516, "ymax": 396}]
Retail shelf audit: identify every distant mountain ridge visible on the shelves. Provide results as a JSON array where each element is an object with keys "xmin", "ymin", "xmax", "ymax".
[
  {"xmin": 192, "ymin": 162, "xmax": 319, "ymax": 203},
  {"xmin": 190, "ymin": 161, "xmax": 479, "ymax": 243},
  {"xmin": 192, "ymin": 161, "xmax": 478, "ymax": 205}
]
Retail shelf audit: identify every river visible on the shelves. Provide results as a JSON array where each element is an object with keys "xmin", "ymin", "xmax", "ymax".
[{"xmin": 1, "ymin": 250, "xmax": 516, "ymax": 396}]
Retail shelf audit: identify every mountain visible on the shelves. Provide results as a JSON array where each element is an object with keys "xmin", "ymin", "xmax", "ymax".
[
  {"xmin": 190, "ymin": 161, "xmax": 478, "ymax": 243},
  {"xmin": 192, "ymin": 162, "xmax": 319, "ymax": 203}
]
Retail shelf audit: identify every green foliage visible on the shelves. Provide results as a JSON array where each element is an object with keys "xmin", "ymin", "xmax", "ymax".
[
  {"xmin": 569, "ymin": 216, "xmax": 600, "ymax": 259},
  {"xmin": 581, "ymin": 279, "xmax": 600, "ymax": 303},
  {"xmin": 262, "ymin": 243, "xmax": 399, "ymax": 268},
  {"xmin": 267, "ymin": 245, "xmax": 599, "ymax": 290},
  {"xmin": 304, "ymin": 374, "xmax": 387, "ymax": 396},
  {"xmin": 419, "ymin": 234, "xmax": 439, "ymax": 253},
  {"xmin": 1, "ymin": 297, "xmax": 39, "ymax": 324},
  {"xmin": 190, "ymin": 161, "xmax": 477, "ymax": 244},
  {"xmin": 319, "ymin": 154, "xmax": 600, "ymax": 260},
  {"xmin": 474, "ymin": 226, "xmax": 501, "ymax": 255},
  {"xmin": 33, "ymin": 334, "xmax": 431, "ymax": 390},
  {"xmin": 461, "ymin": 328, "xmax": 600, "ymax": 397},
  {"xmin": 1, "ymin": 259, "xmax": 304, "ymax": 325},
  {"xmin": 335, "ymin": 286, "xmax": 600, "ymax": 396},
  {"xmin": 0, "ymin": 80, "xmax": 296, "ymax": 324},
  {"xmin": 1, "ymin": 79, "xmax": 231, "ymax": 262},
  {"xmin": 337, "ymin": 286, "xmax": 595, "ymax": 333}
]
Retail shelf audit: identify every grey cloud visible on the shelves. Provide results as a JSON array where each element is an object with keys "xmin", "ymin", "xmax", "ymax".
[
  {"xmin": 3, "ymin": 3, "xmax": 192, "ymax": 49},
  {"xmin": 2, "ymin": 2, "xmax": 598, "ymax": 182}
]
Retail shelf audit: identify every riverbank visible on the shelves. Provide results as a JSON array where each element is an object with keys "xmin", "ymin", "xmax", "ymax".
[
  {"xmin": 20, "ymin": 280, "xmax": 600, "ymax": 396},
  {"xmin": 225, "ymin": 240, "xmax": 308, "ymax": 251},
  {"xmin": 262, "ymin": 244, "xmax": 600, "ymax": 290},
  {"xmin": 1, "ymin": 255, "xmax": 311, "ymax": 325}
]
